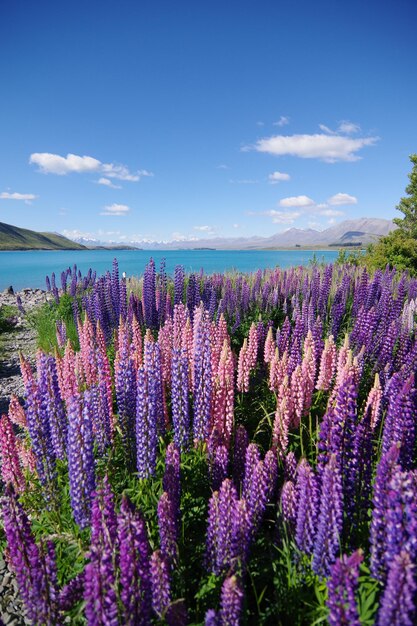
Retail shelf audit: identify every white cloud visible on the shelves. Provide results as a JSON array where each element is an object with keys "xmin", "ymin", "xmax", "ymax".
[
  {"xmin": 279, "ymin": 195, "xmax": 315, "ymax": 208},
  {"xmin": 248, "ymin": 133, "xmax": 378, "ymax": 162},
  {"xmin": 30, "ymin": 152, "xmax": 152, "ymax": 181},
  {"xmin": 319, "ymin": 124, "xmax": 336, "ymax": 135},
  {"xmin": 233, "ymin": 223, "xmax": 241, "ymax": 229},
  {"xmin": 96, "ymin": 177, "xmax": 122, "ymax": 189},
  {"xmin": 273, "ymin": 116, "xmax": 290, "ymax": 127},
  {"xmin": 61, "ymin": 229, "xmax": 95, "ymax": 240},
  {"xmin": 265, "ymin": 209, "xmax": 301, "ymax": 224},
  {"xmin": 268, "ymin": 171, "xmax": 290, "ymax": 183},
  {"xmin": 256, "ymin": 121, "xmax": 265, "ymax": 127},
  {"xmin": 100, "ymin": 203, "xmax": 131, "ymax": 216},
  {"xmin": 194, "ymin": 225, "xmax": 215, "ymax": 232},
  {"xmin": 0, "ymin": 191, "xmax": 37, "ymax": 202},
  {"xmin": 327, "ymin": 192, "xmax": 358, "ymax": 206},
  {"xmin": 317, "ymin": 208, "xmax": 344, "ymax": 217},
  {"xmin": 217, "ymin": 164, "xmax": 229, "ymax": 170},
  {"xmin": 338, "ymin": 120, "xmax": 361, "ymax": 134}
]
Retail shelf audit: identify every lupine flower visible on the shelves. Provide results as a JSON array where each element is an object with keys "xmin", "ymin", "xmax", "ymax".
[
  {"xmin": 242, "ymin": 443, "xmax": 261, "ymax": 496},
  {"xmin": 364, "ymin": 372, "xmax": 383, "ymax": 429},
  {"xmin": 58, "ymin": 572, "xmax": 85, "ymax": 612},
  {"xmin": 24, "ymin": 376, "xmax": 56, "ymax": 488},
  {"xmin": 7, "ymin": 394, "xmax": 26, "ymax": 428},
  {"xmin": 377, "ymin": 551, "xmax": 416, "ymax": 626},
  {"xmin": 0, "ymin": 414, "xmax": 25, "ymax": 491},
  {"xmin": 158, "ymin": 492, "xmax": 178, "ymax": 564},
  {"xmin": 280, "ymin": 480, "xmax": 297, "ymax": 530},
  {"xmin": 205, "ymin": 609, "xmax": 219, "ymax": 625},
  {"xmin": 171, "ymin": 347, "xmax": 190, "ymax": 451},
  {"xmin": 118, "ymin": 497, "xmax": 152, "ymax": 625},
  {"xmin": 150, "ymin": 550, "xmax": 171, "ymax": 618},
  {"xmin": 211, "ymin": 444, "xmax": 229, "ymax": 491},
  {"xmin": 312, "ymin": 454, "xmax": 344, "ymax": 577},
  {"xmin": 219, "ymin": 575, "xmax": 243, "ymax": 626},
  {"xmin": 316, "ymin": 335, "xmax": 337, "ymax": 390},
  {"xmin": 237, "ymin": 338, "xmax": 250, "ymax": 393},
  {"xmin": 295, "ymin": 459, "xmax": 319, "ymax": 555},
  {"xmin": 136, "ymin": 366, "xmax": 158, "ymax": 478},
  {"xmin": 84, "ymin": 477, "xmax": 118, "ymax": 626},
  {"xmin": 384, "ymin": 469, "xmax": 417, "ymax": 575},
  {"xmin": 381, "ymin": 373, "xmax": 416, "ymax": 469},
  {"xmin": 1, "ymin": 487, "xmax": 59, "ymax": 624},
  {"xmin": 232, "ymin": 425, "xmax": 249, "ymax": 489},
  {"xmin": 193, "ymin": 310, "xmax": 212, "ymax": 441},
  {"xmin": 370, "ymin": 444, "xmax": 401, "ymax": 581},
  {"xmin": 326, "ymin": 550, "xmax": 363, "ymax": 626},
  {"xmin": 67, "ymin": 392, "xmax": 95, "ymax": 528},
  {"xmin": 38, "ymin": 353, "xmax": 68, "ymax": 461},
  {"xmin": 213, "ymin": 340, "xmax": 234, "ymax": 446}
]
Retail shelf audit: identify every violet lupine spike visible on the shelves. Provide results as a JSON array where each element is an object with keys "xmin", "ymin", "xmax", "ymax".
[
  {"xmin": 171, "ymin": 347, "xmax": 190, "ymax": 451},
  {"xmin": 58, "ymin": 572, "xmax": 85, "ymax": 612},
  {"xmin": 211, "ymin": 444, "xmax": 229, "ymax": 491},
  {"xmin": 150, "ymin": 550, "xmax": 171, "ymax": 619},
  {"xmin": 370, "ymin": 443, "xmax": 401, "ymax": 581},
  {"xmin": 280, "ymin": 480, "xmax": 298, "ymax": 531},
  {"xmin": 384, "ymin": 469, "xmax": 417, "ymax": 575},
  {"xmin": 136, "ymin": 365, "xmax": 158, "ymax": 479},
  {"xmin": 145, "ymin": 336, "xmax": 166, "ymax": 435},
  {"xmin": 205, "ymin": 609, "xmax": 219, "ymax": 626},
  {"xmin": 115, "ymin": 322, "xmax": 137, "ymax": 464},
  {"xmin": 232, "ymin": 425, "xmax": 249, "ymax": 490},
  {"xmin": 118, "ymin": 497, "xmax": 152, "ymax": 625},
  {"xmin": 174, "ymin": 265, "xmax": 185, "ymax": 305},
  {"xmin": 143, "ymin": 257, "xmax": 157, "ymax": 328},
  {"xmin": 381, "ymin": 373, "xmax": 416, "ymax": 470},
  {"xmin": 1, "ymin": 487, "xmax": 59, "ymax": 624},
  {"xmin": 326, "ymin": 550, "xmax": 363, "ymax": 626},
  {"xmin": 67, "ymin": 392, "xmax": 95, "ymax": 529},
  {"xmin": 38, "ymin": 354, "xmax": 68, "ymax": 461},
  {"xmin": 84, "ymin": 477, "xmax": 118, "ymax": 626},
  {"xmin": 377, "ymin": 551, "xmax": 416, "ymax": 626},
  {"xmin": 0, "ymin": 414, "xmax": 25, "ymax": 492},
  {"xmin": 215, "ymin": 479, "xmax": 238, "ymax": 574},
  {"xmin": 242, "ymin": 443, "xmax": 261, "ymax": 498},
  {"xmin": 85, "ymin": 383, "xmax": 111, "ymax": 456},
  {"xmin": 219, "ymin": 575, "xmax": 243, "ymax": 626},
  {"xmin": 193, "ymin": 310, "xmax": 213, "ymax": 442},
  {"xmin": 312, "ymin": 454, "xmax": 344, "ymax": 578},
  {"xmin": 158, "ymin": 492, "xmax": 178, "ymax": 564},
  {"xmin": 24, "ymin": 376, "xmax": 56, "ymax": 488},
  {"xmin": 295, "ymin": 459, "xmax": 319, "ymax": 555}
]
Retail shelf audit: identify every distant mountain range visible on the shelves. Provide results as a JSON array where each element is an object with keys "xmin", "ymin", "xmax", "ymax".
[
  {"xmin": 0, "ymin": 221, "xmax": 87, "ymax": 250},
  {"xmin": 71, "ymin": 218, "xmax": 396, "ymax": 250}
]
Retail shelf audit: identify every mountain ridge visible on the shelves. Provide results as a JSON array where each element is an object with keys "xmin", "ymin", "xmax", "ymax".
[{"xmin": 0, "ymin": 222, "xmax": 87, "ymax": 250}]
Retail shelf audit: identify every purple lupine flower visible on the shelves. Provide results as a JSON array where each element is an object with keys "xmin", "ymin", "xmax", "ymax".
[
  {"xmin": 377, "ymin": 551, "xmax": 416, "ymax": 626},
  {"xmin": 284, "ymin": 450, "xmax": 298, "ymax": 482},
  {"xmin": 205, "ymin": 609, "xmax": 219, "ymax": 625},
  {"xmin": 1, "ymin": 487, "xmax": 59, "ymax": 623},
  {"xmin": 231, "ymin": 498, "xmax": 251, "ymax": 564},
  {"xmin": 55, "ymin": 319, "xmax": 67, "ymax": 348},
  {"xmin": 171, "ymin": 348, "xmax": 190, "ymax": 451},
  {"xmin": 85, "ymin": 383, "xmax": 111, "ymax": 456},
  {"xmin": 370, "ymin": 444, "xmax": 401, "ymax": 581},
  {"xmin": 67, "ymin": 392, "xmax": 95, "ymax": 528},
  {"xmin": 38, "ymin": 354, "xmax": 67, "ymax": 461},
  {"xmin": 158, "ymin": 492, "xmax": 178, "ymax": 564},
  {"xmin": 163, "ymin": 443, "xmax": 181, "ymax": 520},
  {"xmin": 242, "ymin": 443, "xmax": 261, "ymax": 497},
  {"xmin": 211, "ymin": 444, "xmax": 229, "ymax": 491},
  {"xmin": 111, "ymin": 257, "xmax": 120, "ymax": 320},
  {"xmin": 143, "ymin": 258, "xmax": 157, "ymax": 328},
  {"xmin": 381, "ymin": 373, "xmax": 416, "ymax": 470},
  {"xmin": 219, "ymin": 575, "xmax": 243, "ymax": 626},
  {"xmin": 24, "ymin": 376, "xmax": 56, "ymax": 488},
  {"xmin": 215, "ymin": 479, "xmax": 238, "ymax": 574},
  {"xmin": 158, "ymin": 258, "xmax": 167, "ymax": 326},
  {"xmin": 118, "ymin": 497, "xmax": 152, "ymax": 625},
  {"xmin": 232, "ymin": 425, "xmax": 249, "ymax": 490},
  {"xmin": 326, "ymin": 550, "xmax": 362, "ymax": 626},
  {"xmin": 150, "ymin": 550, "xmax": 171, "ymax": 619},
  {"xmin": 145, "ymin": 338, "xmax": 165, "ymax": 435},
  {"xmin": 136, "ymin": 366, "xmax": 158, "ymax": 478},
  {"xmin": 46, "ymin": 274, "xmax": 51, "ymax": 291},
  {"xmin": 384, "ymin": 469, "xmax": 417, "ymax": 574},
  {"xmin": 84, "ymin": 477, "xmax": 118, "ymax": 626},
  {"xmin": 280, "ymin": 480, "xmax": 298, "ymax": 530},
  {"xmin": 59, "ymin": 572, "xmax": 85, "ymax": 612},
  {"xmin": 312, "ymin": 454, "xmax": 344, "ymax": 577},
  {"xmin": 174, "ymin": 265, "xmax": 185, "ymax": 306},
  {"xmin": 295, "ymin": 459, "xmax": 319, "ymax": 555},
  {"xmin": 115, "ymin": 334, "xmax": 137, "ymax": 465},
  {"xmin": 193, "ymin": 310, "xmax": 212, "ymax": 442}
]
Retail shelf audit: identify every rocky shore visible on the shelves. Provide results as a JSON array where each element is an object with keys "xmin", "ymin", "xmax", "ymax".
[{"xmin": 0, "ymin": 287, "xmax": 51, "ymax": 415}]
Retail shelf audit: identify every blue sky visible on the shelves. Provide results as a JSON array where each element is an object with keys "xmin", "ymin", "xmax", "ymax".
[{"xmin": 0, "ymin": 0, "xmax": 416, "ymax": 243}]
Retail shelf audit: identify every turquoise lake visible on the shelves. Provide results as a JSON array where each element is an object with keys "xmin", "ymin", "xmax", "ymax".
[{"xmin": 0, "ymin": 249, "xmax": 340, "ymax": 291}]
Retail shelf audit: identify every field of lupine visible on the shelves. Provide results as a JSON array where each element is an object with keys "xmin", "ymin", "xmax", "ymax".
[{"xmin": 1, "ymin": 257, "xmax": 417, "ymax": 625}]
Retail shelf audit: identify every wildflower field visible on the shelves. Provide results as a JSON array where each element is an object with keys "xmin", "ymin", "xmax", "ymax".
[{"xmin": 1, "ymin": 258, "xmax": 416, "ymax": 625}]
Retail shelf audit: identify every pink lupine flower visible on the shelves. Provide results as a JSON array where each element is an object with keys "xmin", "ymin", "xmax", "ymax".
[
  {"xmin": 173, "ymin": 303, "xmax": 188, "ymax": 349},
  {"xmin": 62, "ymin": 342, "xmax": 78, "ymax": 401},
  {"xmin": 0, "ymin": 413, "xmax": 25, "ymax": 491},
  {"xmin": 237, "ymin": 338, "xmax": 250, "ymax": 393},
  {"xmin": 213, "ymin": 340, "xmax": 235, "ymax": 446},
  {"xmin": 19, "ymin": 352, "xmax": 34, "ymax": 387},
  {"xmin": 301, "ymin": 342, "xmax": 316, "ymax": 416},
  {"xmin": 316, "ymin": 336, "xmax": 337, "ymax": 391},
  {"xmin": 269, "ymin": 349, "xmax": 288, "ymax": 392},
  {"xmin": 335, "ymin": 335, "xmax": 350, "ymax": 388},
  {"xmin": 247, "ymin": 322, "xmax": 258, "ymax": 370},
  {"xmin": 96, "ymin": 322, "xmax": 114, "ymax": 429},
  {"xmin": 16, "ymin": 438, "xmax": 37, "ymax": 473},
  {"xmin": 74, "ymin": 352, "xmax": 86, "ymax": 388},
  {"xmin": 78, "ymin": 316, "xmax": 98, "ymax": 386},
  {"xmin": 290, "ymin": 364, "xmax": 304, "ymax": 428},
  {"xmin": 264, "ymin": 327, "xmax": 275, "ymax": 364},
  {"xmin": 364, "ymin": 373, "xmax": 383, "ymax": 430},
  {"xmin": 158, "ymin": 317, "xmax": 173, "ymax": 384},
  {"xmin": 7, "ymin": 395, "xmax": 26, "ymax": 428}
]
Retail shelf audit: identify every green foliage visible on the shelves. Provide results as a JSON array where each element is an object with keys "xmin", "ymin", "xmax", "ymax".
[
  {"xmin": 362, "ymin": 154, "xmax": 417, "ymax": 275},
  {"xmin": 26, "ymin": 293, "xmax": 80, "ymax": 352}
]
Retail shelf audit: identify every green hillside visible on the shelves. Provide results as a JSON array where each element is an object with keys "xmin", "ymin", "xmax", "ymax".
[{"xmin": 0, "ymin": 222, "xmax": 87, "ymax": 250}]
